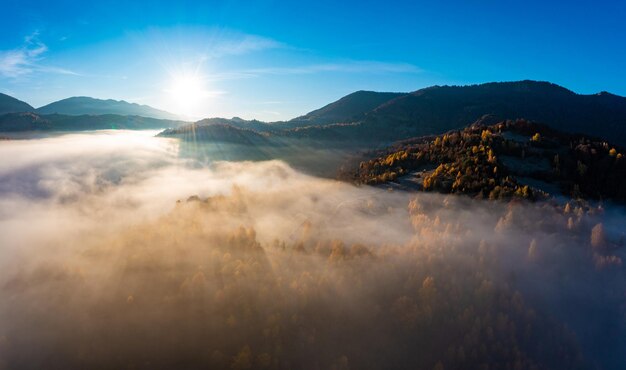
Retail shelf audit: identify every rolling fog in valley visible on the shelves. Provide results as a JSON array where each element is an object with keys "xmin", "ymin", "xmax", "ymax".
[{"xmin": 0, "ymin": 131, "xmax": 624, "ymax": 369}]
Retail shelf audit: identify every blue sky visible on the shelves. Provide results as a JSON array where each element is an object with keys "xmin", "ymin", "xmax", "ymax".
[{"xmin": 1, "ymin": 0, "xmax": 625, "ymax": 120}]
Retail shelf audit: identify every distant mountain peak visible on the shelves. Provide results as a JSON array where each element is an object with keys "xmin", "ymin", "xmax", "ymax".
[{"xmin": 36, "ymin": 96, "xmax": 180, "ymax": 120}]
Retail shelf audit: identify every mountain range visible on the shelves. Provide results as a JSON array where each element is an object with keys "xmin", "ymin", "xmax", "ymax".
[
  {"xmin": 3, "ymin": 80, "xmax": 626, "ymax": 147},
  {"xmin": 0, "ymin": 94, "xmax": 186, "ymax": 131},
  {"xmin": 0, "ymin": 94, "xmax": 180, "ymax": 120},
  {"xmin": 162, "ymin": 80, "xmax": 626, "ymax": 147},
  {"xmin": 0, "ymin": 112, "xmax": 186, "ymax": 131},
  {"xmin": 361, "ymin": 80, "xmax": 626, "ymax": 143},
  {"xmin": 36, "ymin": 97, "xmax": 180, "ymax": 120}
]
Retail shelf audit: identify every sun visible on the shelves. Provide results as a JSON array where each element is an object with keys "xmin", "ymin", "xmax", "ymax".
[
  {"xmin": 170, "ymin": 75, "xmax": 204, "ymax": 104},
  {"xmin": 165, "ymin": 72, "xmax": 208, "ymax": 116}
]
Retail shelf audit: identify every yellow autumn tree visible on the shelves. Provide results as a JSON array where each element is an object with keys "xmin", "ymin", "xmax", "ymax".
[{"xmin": 231, "ymin": 345, "xmax": 253, "ymax": 370}]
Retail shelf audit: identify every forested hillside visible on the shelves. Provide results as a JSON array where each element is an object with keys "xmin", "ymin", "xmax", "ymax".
[{"xmin": 346, "ymin": 119, "xmax": 626, "ymax": 202}]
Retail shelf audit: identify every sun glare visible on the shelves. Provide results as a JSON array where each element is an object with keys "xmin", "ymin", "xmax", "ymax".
[{"xmin": 165, "ymin": 72, "xmax": 209, "ymax": 116}]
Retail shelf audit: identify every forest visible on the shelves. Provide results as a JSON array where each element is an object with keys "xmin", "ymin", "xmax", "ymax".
[{"xmin": 347, "ymin": 119, "xmax": 626, "ymax": 202}]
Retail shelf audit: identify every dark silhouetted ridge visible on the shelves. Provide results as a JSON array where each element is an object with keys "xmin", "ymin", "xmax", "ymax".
[
  {"xmin": 288, "ymin": 90, "xmax": 407, "ymax": 126},
  {"xmin": 0, "ymin": 112, "xmax": 185, "ymax": 132},
  {"xmin": 0, "ymin": 93, "xmax": 35, "ymax": 114}
]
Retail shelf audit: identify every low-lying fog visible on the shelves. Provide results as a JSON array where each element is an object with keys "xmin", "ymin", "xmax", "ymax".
[{"xmin": 0, "ymin": 130, "xmax": 624, "ymax": 370}]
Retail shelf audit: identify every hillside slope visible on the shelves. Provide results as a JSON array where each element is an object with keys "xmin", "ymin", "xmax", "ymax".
[
  {"xmin": 346, "ymin": 119, "xmax": 626, "ymax": 202},
  {"xmin": 0, "ymin": 93, "xmax": 35, "ymax": 114}
]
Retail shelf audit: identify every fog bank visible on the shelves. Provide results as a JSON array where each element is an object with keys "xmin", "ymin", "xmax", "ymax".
[{"xmin": 0, "ymin": 131, "xmax": 624, "ymax": 370}]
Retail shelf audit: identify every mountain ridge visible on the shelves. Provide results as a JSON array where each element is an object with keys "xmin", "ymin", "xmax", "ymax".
[
  {"xmin": 281, "ymin": 80, "xmax": 626, "ymax": 146},
  {"xmin": 3, "ymin": 80, "xmax": 626, "ymax": 146},
  {"xmin": 166, "ymin": 80, "xmax": 626, "ymax": 146},
  {"xmin": 0, "ymin": 112, "xmax": 186, "ymax": 132},
  {"xmin": 287, "ymin": 90, "xmax": 407, "ymax": 126},
  {"xmin": 37, "ymin": 96, "xmax": 180, "ymax": 120}
]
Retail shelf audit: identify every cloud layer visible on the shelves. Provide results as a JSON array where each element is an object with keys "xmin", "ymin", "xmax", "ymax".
[{"xmin": 0, "ymin": 131, "xmax": 624, "ymax": 369}]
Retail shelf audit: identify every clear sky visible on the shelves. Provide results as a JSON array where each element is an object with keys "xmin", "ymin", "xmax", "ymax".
[{"xmin": 1, "ymin": 0, "xmax": 625, "ymax": 121}]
